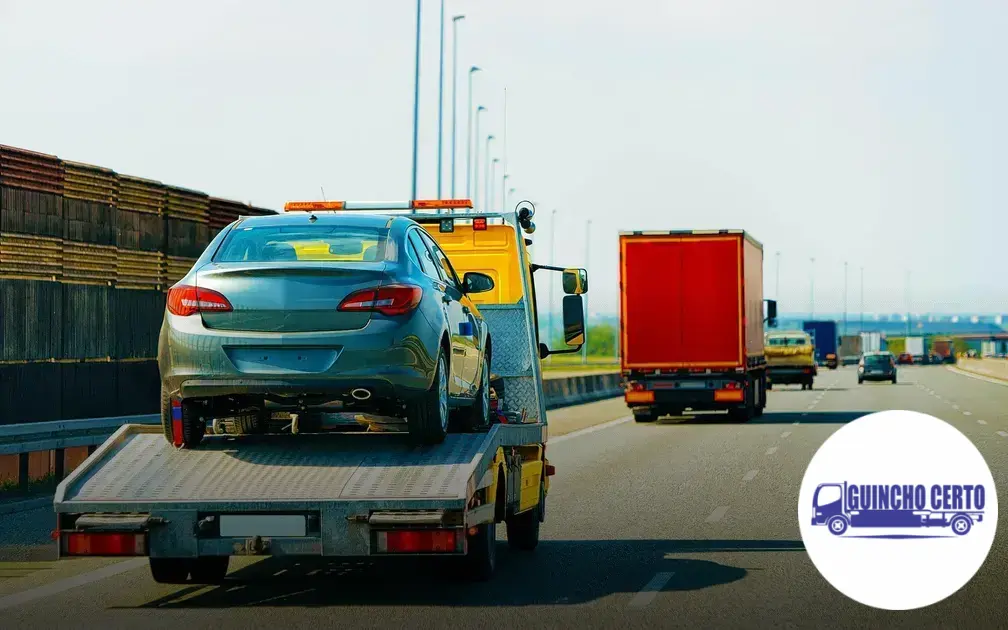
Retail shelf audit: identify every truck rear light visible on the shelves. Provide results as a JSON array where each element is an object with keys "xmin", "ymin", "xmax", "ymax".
[
  {"xmin": 545, "ymin": 463, "xmax": 556, "ymax": 476},
  {"xmin": 722, "ymin": 381, "xmax": 741, "ymax": 390},
  {"xmin": 472, "ymin": 217, "xmax": 488, "ymax": 231},
  {"xmin": 627, "ymin": 382, "xmax": 645, "ymax": 392},
  {"xmin": 61, "ymin": 532, "xmax": 146, "ymax": 556},
  {"xmin": 376, "ymin": 529, "xmax": 460, "ymax": 554},
  {"xmin": 714, "ymin": 389, "xmax": 745, "ymax": 402},
  {"xmin": 166, "ymin": 285, "xmax": 233, "ymax": 317},
  {"xmin": 625, "ymin": 390, "xmax": 654, "ymax": 404},
  {"xmin": 339, "ymin": 285, "xmax": 423, "ymax": 316}
]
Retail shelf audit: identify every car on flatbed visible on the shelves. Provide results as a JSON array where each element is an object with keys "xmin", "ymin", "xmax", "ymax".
[
  {"xmin": 55, "ymin": 199, "xmax": 590, "ymax": 585},
  {"xmin": 159, "ymin": 209, "xmax": 499, "ymax": 447}
]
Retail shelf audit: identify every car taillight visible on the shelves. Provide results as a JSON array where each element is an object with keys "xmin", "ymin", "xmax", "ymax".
[
  {"xmin": 166, "ymin": 285, "xmax": 233, "ymax": 317},
  {"xmin": 339, "ymin": 285, "xmax": 423, "ymax": 316}
]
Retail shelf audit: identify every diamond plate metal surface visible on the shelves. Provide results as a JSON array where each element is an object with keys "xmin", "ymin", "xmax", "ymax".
[
  {"xmin": 65, "ymin": 432, "xmax": 488, "ymax": 503},
  {"xmin": 481, "ymin": 303, "xmax": 534, "ymax": 377},
  {"xmin": 498, "ymin": 376, "xmax": 542, "ymax": 423}
]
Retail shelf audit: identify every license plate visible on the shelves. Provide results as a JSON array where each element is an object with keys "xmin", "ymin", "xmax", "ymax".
[
  {"xmin": 219, "ymin": 515, "xmax": 307, "ymax": 537},
  {"xmin": 677, "ymin": 381, "xmax": 707, "ymax": 389}
]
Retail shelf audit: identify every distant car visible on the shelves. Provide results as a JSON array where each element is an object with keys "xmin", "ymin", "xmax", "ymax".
[
  {"xmin": 897, "ymin": 353, "xmax": 913, "ymax": 365},
  {"xmin": 158, "ymin": 212, "xmax": 497, "ymax": 447},
  {"xmin": 858, "ymin": 352, "xmax": 897, "ymax": 384},
  {"xmin": 825, "ymin": 353, "xmax": 838, "ymax": 369}
]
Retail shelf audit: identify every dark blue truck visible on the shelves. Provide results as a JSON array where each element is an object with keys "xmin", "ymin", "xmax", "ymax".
[{"xmin": 802, "ymin": 320, "xmax": 839, "ymax": 369}]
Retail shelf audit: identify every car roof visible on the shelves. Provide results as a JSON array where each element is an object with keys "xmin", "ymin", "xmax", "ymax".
[{"xmin": 234, "ymin": 212, "xmax": 400, "ymax": 230}]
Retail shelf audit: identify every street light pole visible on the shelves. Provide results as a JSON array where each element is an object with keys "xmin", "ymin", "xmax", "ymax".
[
  {"xmin": 582, "ymin": 219, "xmax": 591, "ymax": 364},
  {"xmin": 507, "ymin": 186, "xmax": 516, "ymax": 212},
  {"xmin": 410, "ymin": 0, "xmax": 422, "ymax": 199},
  {"xmin": 435, "ymin": 0, "xmax": 446, "ymax": 199},
  {"xmin": 501, "ymin": 174, "xmax": 510, "ymax": 212},
  {"xmin": 810, "ymin": 257, "xmax": 816, "ymax": 319},
  {"xmin": 473, "ymin": 107, "xmax": 487, "ymax": 209},
  {"xmin": 549, "ymin": 209, "xmax": 557, "ymax": 344},
  {"xmin": 860, "ymin": 266, "xmax": 864, "ymax": 333},
  {"xmin": 449, "ymin": 15, "xmax": 465, "ymax": 199},
  {"xmin": 465, "ymin": 68, "xmax": 481, "ymax": 198},
  {"xmin": 775, "ymin": 251, "xmax": 780, "ymax": 300},
  {"xmin": 843, "ymin": 261, "xmax": 848, "ymax": 336},
  {"xmin": 483, "ymin": 135, "xmax": 495, "ymax": 210},
  {"xmin": 488, "ymin": 159, "xmax": 499, "ymax": 213}
]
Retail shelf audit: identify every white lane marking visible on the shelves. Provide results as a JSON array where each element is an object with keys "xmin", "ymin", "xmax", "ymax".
[
  {"xmin": 628, "ymin": 572, "xmax": 675, "ymax": 609},
  {"xmin": 998, "ymin": 431, "xmax": 1008, "ymax": 438},
  {"xmin": 781, "ymin": 431, "xmax": 792, "ymax": 438},
  {"xmin": 247, "ymin": 588, "xmax": 315, "ymax": 606},
  {"xmin": 947, "ymin": 367, "xmax": 1008, "ymax": 387},
  {"xmin": 806, "ymin": 404, "xmax": 816, "ymax": 410},
  {"xmin": 742, "ymin": 470, "xmax": 759, "ymax": 482},
  {"xmin": 706, "ymin": 506, "xmax": 729, "ymax": 523},
  {"xmin": 964, "ymin": 411, "xmax": 973, "ymax": 416},
  {"xmin": 766, "ymin": 446, "xmax": 778, "ymax": 455},
  {"xmin": 0, "ymin": 558, "xmax": 146, "ymax": 611},
  {"xmin": 978, "ymin": 420, "xmax": 988, "ymax": 425},
  {"xmin": 551, "ymin": 416, "xmax": 632, "ymax": 443},
  {"xmin": 953, "ymin": 404, "xmax": 960, "ymax": 410}
]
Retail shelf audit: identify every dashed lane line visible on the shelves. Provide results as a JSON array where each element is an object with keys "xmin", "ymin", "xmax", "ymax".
[
  {"xmin": 550, "ymin": 416, "xmax": 633, "ymax": 444},
  {"xmin": 0, "ymin": 558, "xmax": 146, "ymax": 611},
  {"xmin": 706, "ymin": 506, "xmax": 729, "ymax": 523},
  {"xmin": 998, "ymin": 431, "xmax": 1008, "ymax": 438},
  {"xmin": 978, "ymin": 420, "xmax": 988, "ymax": 425},
  {"xmin": 742, "ymin": 470, "xmax": 759, "ymax": 483},
  {"xmin": 781, "ymin": 431, "xmax": 792, "ymax": 438},
  {"xmin": 628, "ymin": 572, "xmax": 675, "ymax": 609},
  {"xmin": 766, "ymin": 446, "xmax": 778, "ymax": 455}
]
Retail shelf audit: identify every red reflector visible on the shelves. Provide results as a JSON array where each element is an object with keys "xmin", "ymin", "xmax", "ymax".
[
  {"xmin": 382, "ymin": 529, "xmax": 457, "ymax": 553},
  {"xmin": 166, "ymin": 285, "xmax": 233, "ymax": 317},
  {"xmin": 627, "ymin": 382, "xmax": 645, "ymax": 392},
  {"xmin": 338, "ymin": 285, "xmax": 423, "ymax": 316},
  {"xmin": 473, "ymin": 217, "xmax": 488, "ymax": 231},
  {"xmin": 723, "ymin": 381, "xmax": 741, "ymax": 390},
  {"xmin": 545, "ymin": 464, "xmax": 556, "ymax": 476},
  {"xmin": 63, "ymin": 532, "xmax": 144, "ymax": 556},
  {"xmin": 714, "ymin": 389, "xmax": 745, "ymax": 402},
  {"xmin": 625, "ymin": 390, "xmax": 654, "ymax": 404}
]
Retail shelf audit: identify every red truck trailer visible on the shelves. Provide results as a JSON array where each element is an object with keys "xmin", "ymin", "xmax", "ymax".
[{"xmin": 619, "ymin": 230, "xmax": 776, "ymax": 423}]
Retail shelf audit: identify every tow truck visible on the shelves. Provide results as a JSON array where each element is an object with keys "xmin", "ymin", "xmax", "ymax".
[{"xmin": 53, "ymin": 199, "xmax": 589, "ymax": 584}]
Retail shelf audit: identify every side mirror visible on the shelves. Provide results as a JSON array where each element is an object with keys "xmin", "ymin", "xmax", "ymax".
[
  {"xmin": 562, "ymin": 268, "xmax": 588, "ymax": 295},
  {"xmin": 562, "ymin": 294, "xmax": 586, "ymax": 346},
  {"xmin": 765, "ymin": 299, "xmax": 777, "ymax": 328},
  {"xmin": 462, "ymin": 271, "xmax": 495, "ymax": 294}
]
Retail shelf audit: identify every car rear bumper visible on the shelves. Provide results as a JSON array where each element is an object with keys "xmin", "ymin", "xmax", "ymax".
[
  {"xmin": 767, "ymin": 366, "xmax": 814, "ymax": 384},
  {"xmin": 624, "ymin": 376, "xmax": 749, "ymax": 411},
  {"xmin": 860, "ymin": 372, "xmax": 895, "ymax": 381},
  {"xmin": 159, "ymin": 314, "xmax": 439, "ymax": 403}
]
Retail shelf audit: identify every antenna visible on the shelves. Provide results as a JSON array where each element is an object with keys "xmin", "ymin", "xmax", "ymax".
[{"xmin": 320, "ymin": 186, "xmax": 327, "ymax": 201}]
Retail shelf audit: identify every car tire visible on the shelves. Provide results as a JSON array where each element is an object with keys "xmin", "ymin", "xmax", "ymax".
[
  {"xmin": 858, "ymin": 378, "xmax": 863, "ymax": 385},
  {"xmin": 891, "ymin": 375, "xmax": 897, "ymax": 384},
  {"xmin": 464, "ymin": 355, "xmax": 492, "ymax": 433},
  {"xmin": 189, "ymin": 556, "xmax": 229, "ymax": 584},
  {"xmin": 161, "ymin": 385, "xmax": 205, "ymax": 448},
  {"xmin": 506, "ymin": 481, "xmax": 543, "ymax": 552},
  {"xmin": 149, "ymin": 558, "xmax": 191, "ymax": 584},
  {"xmin": 409, "ymin": 353, "xmax": 450, "ymax": 445}
]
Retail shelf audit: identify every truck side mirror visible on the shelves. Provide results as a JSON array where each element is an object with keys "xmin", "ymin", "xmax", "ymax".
[
  {"xmin": 562, "ymin": 268, "xmax": 588, "ymax": 295},
  {"xmin": 462, "ymin": 271, "xmax": 495, "ymax": 294},
  {"xmin": 765, "ymin": 299, "xmax": 777, "ymax": 327},
  {"xmin": 562, "ymin": 294, "xmax": 586, "ymax": 346}
]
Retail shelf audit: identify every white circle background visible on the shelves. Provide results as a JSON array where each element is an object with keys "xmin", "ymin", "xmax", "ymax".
[{"xmin": 798, "ymin": 410, "xmax": 998, "ymax": 610}]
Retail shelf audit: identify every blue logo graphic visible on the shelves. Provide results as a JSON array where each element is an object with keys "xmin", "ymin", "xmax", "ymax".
[{"xmin": 811, "ymin": 482, "xmax": 986, "ymax": 538}]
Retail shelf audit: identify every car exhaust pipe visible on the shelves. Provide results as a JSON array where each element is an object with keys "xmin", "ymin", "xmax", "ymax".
[{"xmin": 351, "ymin": 388, "xmax": 372, "ymax": 401}]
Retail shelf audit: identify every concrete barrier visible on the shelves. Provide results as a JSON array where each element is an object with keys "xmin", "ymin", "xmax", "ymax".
[
  {"xmin": 542, "ymin": 372, "xmax": 623, "ymax": 410},
  {"xmin": 953, "ymin": 357, "xmax": 1008, "ymax": 382}
]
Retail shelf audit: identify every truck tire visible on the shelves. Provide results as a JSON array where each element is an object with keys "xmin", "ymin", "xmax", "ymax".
[
  {"xmin": 951, "ymin": 515, "xmax": 972, "ymax": 536},
  {"xmin": 408, "ymin": 353, "xmax": 450, "ymax": 445},
  {"xmin": 506, "ymin": 482, "xmax": 543, "ymax": 552},
  {"xmin": 464, "ymin": 521, "xmax": 497, "ymax": 581},
  {"xmin": 464, "ymin": 355, "xmax": 491, "ymax": 432},
  {"xmin": 633, "ymin": 409, "xmax": 658, "ymax": 423},
  {"xmin": 189, "ymin": 556, "xmax": 229, "ymax": 584},
  {"xmin": 149, "ymin": 558, "xmax": 191, "ymax": 584}
]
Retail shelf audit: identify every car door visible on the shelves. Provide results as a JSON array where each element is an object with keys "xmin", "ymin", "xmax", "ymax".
[
  {"xmin": 411, "ymin": 229, "xmax": 470, "ymax": 395},
  {"xmin": 426, "ymin": 238, "xmax": 481, "ymax": 391}
]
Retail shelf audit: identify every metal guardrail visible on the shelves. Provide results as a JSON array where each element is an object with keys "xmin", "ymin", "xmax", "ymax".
[{"xmin": 0, "ymin": 414, "xmax": 159, "ymax": 456}]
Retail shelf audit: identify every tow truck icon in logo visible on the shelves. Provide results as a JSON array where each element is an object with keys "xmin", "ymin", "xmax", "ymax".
[{"xmin": 812, "ymin": 481, "xmax": 986, "ymax": 538}]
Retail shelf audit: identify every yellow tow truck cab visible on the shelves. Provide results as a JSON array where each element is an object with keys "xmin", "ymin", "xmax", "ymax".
[{"xmin": 764, "ymin": 329, "xmax": 817, "ymax": 390}]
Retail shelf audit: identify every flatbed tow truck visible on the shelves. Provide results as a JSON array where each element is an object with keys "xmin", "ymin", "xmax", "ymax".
[{"xmin": 53, "ymin": 199, "xmax": 589, "ymax": 584}]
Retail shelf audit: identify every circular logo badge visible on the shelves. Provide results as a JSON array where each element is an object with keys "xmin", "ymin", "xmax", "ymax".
[{"xmin": 798, "ymin": 410, "xmax": 998, "ymax": 610}]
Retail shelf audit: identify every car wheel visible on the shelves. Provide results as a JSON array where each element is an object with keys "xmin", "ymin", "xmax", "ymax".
[
  {"xmin": 160, "ymin": 385, "xmax": 173, "ymax": 444},
  {"xmin": 162, "ymin": 386, "xmax": 205, "ymax": 448},
  {"xmin": 464, "ymin": 355, "xmax": 491, "ymax": 432},
  {"xmin": 891, "ymin": 375, "xmax": 897, "ymax": 384},
  {"xmin": 858, "ymin": 378, "xmax": 863, "ymax": 385},
  {"xmin": 409, "ymin": 353, "xmax": 450, "ymax": 445}
]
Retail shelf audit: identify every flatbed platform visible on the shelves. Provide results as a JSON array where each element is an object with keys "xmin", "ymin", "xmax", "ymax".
[{"xmin": 55, "ymin": 422, "xmax": 545, "ymax": 514}]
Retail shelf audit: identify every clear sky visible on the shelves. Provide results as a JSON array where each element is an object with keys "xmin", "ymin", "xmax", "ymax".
[{"xmin": 1, "ymin": 0, "xmax": 1004, "ymax": 316}]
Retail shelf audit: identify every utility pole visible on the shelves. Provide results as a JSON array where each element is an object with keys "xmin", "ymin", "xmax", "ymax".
[
  {"xmin": 449, "ymin": 15, "xmax": 465, "ymax": 198},
  {"xmin": 549, "ymin": 209, "xmax": 557, "ymax": 344},
  {"xmin": 775, "ymin": 251, "xmax": 780, "ymax": 300},
  {"xmin": 582, "ymin": 220, "xmax": 591, "ymax": 365},
  {"xmin": 464, "ymin": 68, "xmax": 481, "ymax": 198},
  {"xmin": 409, "ymin": 0, "xmax": 422, "ymax": 199},
  {"xmin": 435, "ymin": 0, "xmax": 445, "ymax": 199},
  {"xmin": 859, "ymin": 265, "xmax": 864, "ymax": 333},
  {"xmin": 810, "ymin": 257, "xmax": 816, "ymax": 319},
  {"xmin": 843, "ymin": 261, "xmax": 848, "ymax": 336}
]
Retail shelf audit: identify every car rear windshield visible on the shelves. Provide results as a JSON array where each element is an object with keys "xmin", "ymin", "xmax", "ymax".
[
  {"xmin": 865, "ymin": 355, "xmax": 891, "ymax": 366},
  {"xmin": 767, "ymin": 336, "xmax": 807, "ymax": 346},
  {"xmin": 214, "ymin": 225, "xmax": 390, "ymax": 263}
]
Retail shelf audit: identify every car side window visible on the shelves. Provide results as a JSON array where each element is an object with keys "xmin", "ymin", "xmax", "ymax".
[
  {"xmin": 407, "ymin": 229, "xmax": 441, "ymax": 281},
  {"xmin": 420, "ymin": 231, "xmax": 462, "ymax": 289}
]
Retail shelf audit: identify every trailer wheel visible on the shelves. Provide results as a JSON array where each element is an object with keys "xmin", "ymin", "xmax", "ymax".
[
  {"xmin": 408, "ymin": 353, "xmax": 450, "ymax": 445},
  {"xmin": 506, "ymin": 482, "xmax": 543, "ymax": 551},
  {"xmin": 464, "ymin": 355, "xmax": 491, "ymax": 432},
  {"xmin": 189, "ymin": 556, "xmax": 230, "ymax": 584},
  {"xmin": 149, "ymin": 558, "xmax": 192, "ymax": 584},
  {"xmin": 464, "ymin": 521, "xmax": 497, "ymax": 581}
]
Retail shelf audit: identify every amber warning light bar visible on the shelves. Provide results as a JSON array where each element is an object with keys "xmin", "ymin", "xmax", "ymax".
[{"xmin": 283, "ymin": 199, "xmax": 473, "ymax": 212}]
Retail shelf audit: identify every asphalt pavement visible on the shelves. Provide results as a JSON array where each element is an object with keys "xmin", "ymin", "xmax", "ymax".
[{"xmin": 0, "ymin": 365, "xmax": 1006, "ymax": 629}]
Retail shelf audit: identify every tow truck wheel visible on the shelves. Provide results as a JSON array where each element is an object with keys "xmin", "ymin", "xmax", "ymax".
[
  {"xmin": 951, "ymin": 515, "xmax": 972, "ymax": 536},
  {"xmin": 464, "ymin": 521, "xmax": 497, "ymax": 581},
  {"xmin": 506, "ymin": 481, "xmax": 543, "ymax": 551},
  {"xmin": 464, "ymin": 355, "xmax": 492, "ymax": 432},
  {"xmin": 408, "ymin": 353, "xmax": 450, "ymax": 445},
  {"xmin": 189, "ymin": 556, "xmax": 230, "ymax": 584},
  {"xmin": 827, "ymin": 515, "xmax": 849, "ymax": 536},
  {"xmin": 149, "ymin": 558, "xmax": 192, "ymax": 584}
]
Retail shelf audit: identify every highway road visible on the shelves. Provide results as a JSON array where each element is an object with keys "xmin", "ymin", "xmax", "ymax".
[{"xmin": 0, "ymin": 365, "xmax": 1006, "ymax": 628}]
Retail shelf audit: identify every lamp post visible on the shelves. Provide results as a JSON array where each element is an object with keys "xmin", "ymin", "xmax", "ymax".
[
  {"xmin": 843, "ymin": 261, "xmax": 848, "ymax": 336},
  {"xmin": 506, "ymin": 186, "xmax": 516, "ymax": 211},
  {"xmin": 409, "ymin": 0, "xmax": 422, "ymax": 199},
  {"xmin": 482, "ymin": 134, "xmax": 495, "ymax": 210},
  {"xmin": 549, "ymin": 209, "xmax": 557, "ymax": 344},
  {"xmin": 449, "ymin": 14, "xmax": 465, "ymax": 198},
  {"xmin": 473, "ymin": 108, "xmax": 487, "ymax": 209},
  {"xmin": 501, "ymin": 174, "xmax": 510, "ymax": 212},
  {"xmin": 435, "ymin": 0, "xmax": 446, "ymax": 198},
  {"xmin": 465, "ymin": 68, "xmax": 481, "ymax": 198},
  {"xmin": 582, "ymin": 219, "xmax": 592, "ymax": 364},
  {"xmin": 860, "ymin": 266, "xmax": 864, "ymax": 333},
  {"xmin": 488, "ymin": 158, "xmax": 499, "ymax": 213},
  {"xmin": 809, "ymin": 257, "xmax": 816, "ymax": 319}
]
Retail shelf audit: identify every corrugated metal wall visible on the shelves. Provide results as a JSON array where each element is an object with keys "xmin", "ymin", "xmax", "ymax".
[{"xmin": 0, "ymin": 143, "xmax": 278, "ymax": 425}]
